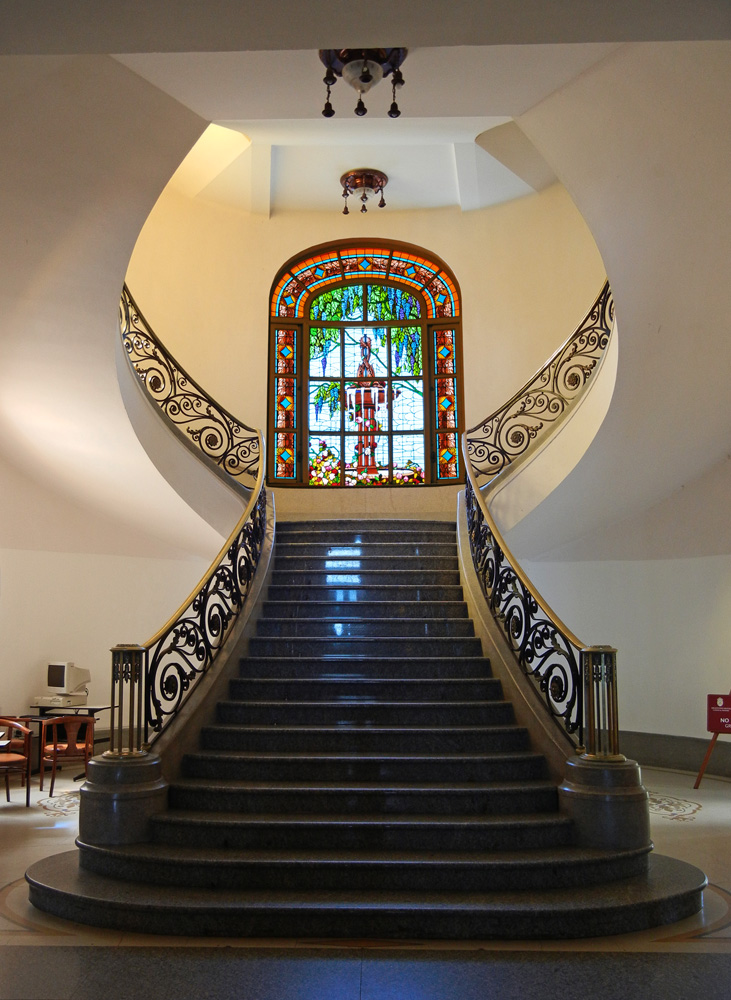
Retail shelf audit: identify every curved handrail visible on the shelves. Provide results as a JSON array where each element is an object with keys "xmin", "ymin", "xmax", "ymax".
[
  {"xmin": 462, "ymin": 281, "xmax": 616, "ymax": 752},
  {"xmin": 466, "ymin": 282, "xmax": 613, "ymax": 481},
  {"xmin": 120, "ymin": 285, "xmax": 261, "ymax": 487},
  {"xmin": 109, "ymin": 289, "xmax": 267, "ymax": 752}
]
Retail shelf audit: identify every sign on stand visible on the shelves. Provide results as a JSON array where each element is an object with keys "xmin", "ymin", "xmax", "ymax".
[{"xmin": 694, "ymin": 691, "xmax": 731, "ymax": 788}]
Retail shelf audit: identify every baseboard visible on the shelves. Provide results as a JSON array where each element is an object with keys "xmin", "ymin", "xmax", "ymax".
[{"xmin": 620, "ymin": 730, "xmax": 731, "ymax": 779}]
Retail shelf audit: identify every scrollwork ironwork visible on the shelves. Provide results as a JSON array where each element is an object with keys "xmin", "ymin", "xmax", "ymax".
[
  {"xmin": 120, "ymin": 286, "xmax": 260, "ymax": 485},
  {"xmin": 466, "ymin": 282, "xmax": 613, "ymax": 480},
  {"xmin": 465, "ymin": 478, "xmax": 582, "ymax": 744},
  {"xmin": 145, "ymin": 486, "xmax": 266, "ymax": 734}
]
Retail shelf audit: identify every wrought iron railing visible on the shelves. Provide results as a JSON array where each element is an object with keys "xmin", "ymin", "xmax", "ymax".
[
  {"xmin": 463, "ymin": 282, "xmax": 617, "ymax": 756},
  {"xmin": 466, "ymin": 281, "xmax": 613, "ymax": 481},
  {"xmin": 108, "ymin": 291, "xmax": 267, "ymax": 755},
  {"xmin": 120, "ymin": 285, "xmax": 261, "ymax": 486}
]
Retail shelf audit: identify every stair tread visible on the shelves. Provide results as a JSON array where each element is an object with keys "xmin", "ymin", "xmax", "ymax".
[
  {"xmin": 169, "ymin": 778, "xmax": 556, "ymax": 792},
  {"xmin": 155, "ymin": 810, "xmax": 568, "ymax": 826},
  {"xmin": 82, "ymin": 840, "xmax": 644, "ymax": 866},
  {"xmin": 29, "ymin": 851, "xmax": 701, "ymax": 913}
]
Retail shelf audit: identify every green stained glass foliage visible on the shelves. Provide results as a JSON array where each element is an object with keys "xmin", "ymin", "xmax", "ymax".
[
  {"xmin": 309, "ymin": 327, "xmax": 341, "ymax": 378},
  {"xmin": 368, "ymin": 284, "xmax": 421, "ymax": 322},
  {"xmin": 310, "ymin": 286, "xmax": 363, "ymax": 322},
  {"xmin": 391, "ymin": 327, "xmax": 422, "ymax": 376},
  {"xmin": 309, "ymin": 381, "xmax": 341, "ymax": 433}
]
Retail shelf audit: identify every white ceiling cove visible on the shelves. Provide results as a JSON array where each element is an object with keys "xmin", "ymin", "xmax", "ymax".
[{"xmin": 114, "ymin": 45, "xmax": 619, "ymax": 214}]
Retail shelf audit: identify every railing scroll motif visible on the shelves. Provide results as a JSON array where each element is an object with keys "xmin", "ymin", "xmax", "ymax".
[
  {"xmin": 108, "ymin": 289, "xmax": 268, "ymax": 754},
  {"xmin": 463, "ymin": 281, "xmax": 617, "ymax": 756},
  {"xmin": 120, "ymin": 285, "xmax": 260, "ymax": 486},
  {"xmin": 466, "ymin": 281, "xmax": 613, "ymax": 481},
  {"xmin": 465, "ymin": 477, "xmax": 583, "ymax": 748}
]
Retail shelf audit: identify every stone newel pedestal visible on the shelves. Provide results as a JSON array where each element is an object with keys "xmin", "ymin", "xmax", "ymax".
[
  {"xmin": 79, "ymin": 753, "xmax": 168, "ymax": 845},
  {"xmin": 559, "ymin": 755, "xmax": 651, "ymax": 851}
]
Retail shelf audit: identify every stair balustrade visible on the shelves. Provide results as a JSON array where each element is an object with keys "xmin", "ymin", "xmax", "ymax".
[
  {"xmin": 463, "ymin": 282, "xmax": 618, "ymax": 757},
  {"xmin": 107, "ymin": 290, "xmax": 267, "ymax": 754}
]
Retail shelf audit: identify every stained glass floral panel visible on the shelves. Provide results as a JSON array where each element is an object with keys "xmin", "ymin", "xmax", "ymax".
[
  {"xmin": 344, "ymin": 434, "xmax": 389, "ymax": 486},
  {"xmin": 392, "ymin": 435, "xmax": 426, "ymax": 486},
  {"xmin": 309, "ymin": 434, "xmax": 341, "ymax": 486}
]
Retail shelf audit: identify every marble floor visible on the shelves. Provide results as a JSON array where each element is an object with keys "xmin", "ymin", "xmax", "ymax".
[{"xmin": 0, "ymin": 766, "xmax": 728, "ymax": 999}]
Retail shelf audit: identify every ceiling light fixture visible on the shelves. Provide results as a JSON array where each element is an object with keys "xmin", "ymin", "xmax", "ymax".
[
  {"xmin": 340, "ymin": 169, "xmax": 388, "ymax": 215},
  {"xmin": 319, "ymin": 49, "xmax": 407, "ymax": 118}
]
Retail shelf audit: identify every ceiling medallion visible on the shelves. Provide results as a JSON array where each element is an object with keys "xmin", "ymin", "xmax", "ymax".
[
  {"xmin": 319, "ymin": 49, "xmax": 407, "ymax": 118},
  {"xmin": 340, "ymin": 169, "xmax": 388, "ymax": 215}
]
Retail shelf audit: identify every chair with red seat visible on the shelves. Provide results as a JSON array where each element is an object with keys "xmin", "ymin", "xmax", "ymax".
[
  {"xmin": 39, "ymin": 715, "xmax": 95, "ymax": 796},
  {"xmin": 0, "ymin": 718, "xmax": 32, "ymax": 806}
]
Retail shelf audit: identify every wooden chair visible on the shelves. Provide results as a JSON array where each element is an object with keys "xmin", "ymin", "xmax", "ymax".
[
  {"xmin": 0, "ymin": 718, "xmax": 32, "ymax": 807},
  {"xmin": 39, "ymin": 715, "xmax": 95, "ymax": 796}
]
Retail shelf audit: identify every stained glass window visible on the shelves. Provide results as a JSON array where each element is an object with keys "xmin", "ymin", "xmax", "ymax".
[{"xmin": 269, "ymin": 241, "xmax": 463, "ymax": 487}]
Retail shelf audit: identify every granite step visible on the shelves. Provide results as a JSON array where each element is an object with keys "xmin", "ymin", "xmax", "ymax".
[
  {"xmin": 277, "ymin": 541, "xmax": 459, "ymax": 558},
  {"xmin": 26, "ymin": 851, "xmax": 706, "ymax": 939},
  {"xmin": 274, "ymin": 554, "xmax": 459, "ymax": 571},
  {"xmin": 237, "ymin": 656, "xmax": 494, "ymax": 679},
  {"xmin": 261, "ymin": 600, "xmax": 469, "ymax": 619},
  {"xmin": 77, "ymin": 840, "xmax": 651, "ymax": 893},
  {"xmin": 265, "ymin": 585, "xmax": 466, "ymax": 603},
  {"xmin": 227, "ymin": 678, "xmax": 503, "ymax": 703},
  {"xmin": 255, "ymin": 617, "xmax": 476, "ymax": 638},
  {"xmin": 149, "ymin": 810, "xmax": 574, "ymax": 852},
  {"xmin": 247, "ymin": 636, "xmax": 484, "ymax": 657},
  {"xmin": 165, "ymin": 779, "xmax": 558, "ymax": 815},
  {"xmin": 200, "ymin": 724, "xmax": 532, "ymax": 754},
  {"xmin": 270, "ymin": 569, "xmax": 461, "ymax": 586},
  {"xmin": 215, "ymin": 699, "xmax": 515, "ymax": 727},
  {"xmin": 181, "ymin": 750, "xmax": 548, "ymax": 784}
]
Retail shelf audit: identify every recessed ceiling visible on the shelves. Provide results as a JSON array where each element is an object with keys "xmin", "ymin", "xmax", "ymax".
[{"xmin": 117, "ymin": 44, "xmax": 619, "ymax": 215}]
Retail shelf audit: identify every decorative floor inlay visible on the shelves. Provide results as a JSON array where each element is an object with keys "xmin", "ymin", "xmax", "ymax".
[
  {"xmin": 647, "ymin": 791, "xmax": 702, "ymax": 822},
  {"xmin": 37, "ymin": 791, "xmax": 80, "ymax": 818}
]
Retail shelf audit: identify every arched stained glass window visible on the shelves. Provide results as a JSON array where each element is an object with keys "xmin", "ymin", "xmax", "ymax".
[{"xmin": 268, "ymin": 239, "xmax": 463, "ymax": 487}]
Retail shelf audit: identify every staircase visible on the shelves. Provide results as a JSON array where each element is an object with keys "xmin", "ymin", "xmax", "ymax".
[{"xmin": 27, "ymin": 519, "xmax": 705, "ymax": 938}]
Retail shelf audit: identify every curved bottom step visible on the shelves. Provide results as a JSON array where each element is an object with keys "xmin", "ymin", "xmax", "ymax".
[{"xmin": 26, "ymin": 851, "xmax": 706, "ymax": 941}]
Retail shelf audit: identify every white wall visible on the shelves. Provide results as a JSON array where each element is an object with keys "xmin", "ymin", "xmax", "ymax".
[
  {"xmin": 522, "ymin": 552, "xmax": 731, "ymax": 742},
  {"xmin": 0, "ymin": 547, "xmax": 209, "ymax": 717}
]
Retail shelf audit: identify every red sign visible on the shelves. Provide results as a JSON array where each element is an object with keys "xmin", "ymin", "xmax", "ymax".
[{"xmin": 707, "ymin": 694, "xmax": 731, "ymax": 733}]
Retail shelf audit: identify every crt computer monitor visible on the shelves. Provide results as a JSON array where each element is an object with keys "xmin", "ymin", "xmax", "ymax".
[{"xmin": 47, "ymin": 662, "xmax": 90, "ymax": 695}]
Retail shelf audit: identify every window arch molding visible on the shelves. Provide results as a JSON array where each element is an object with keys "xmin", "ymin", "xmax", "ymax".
[{"xmin": 268, "ymin": 238, "xmax": 464, "ymax": 488}]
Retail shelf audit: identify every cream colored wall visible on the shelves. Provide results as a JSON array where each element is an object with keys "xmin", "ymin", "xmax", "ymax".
[
  {"xmin": 522, "ymin": 552, "xmax": 731, "ymax": 743},
  {"xmin": 0, "ymin": 547, "xmax": 209, "ymax": 718},
  {"xmin": 125, "ymin": 181, "xmax": 606, "ymax": 517}
]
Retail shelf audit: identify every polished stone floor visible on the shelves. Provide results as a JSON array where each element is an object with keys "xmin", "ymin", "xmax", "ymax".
[{"xmin": 0, "ymin": 766, "xmax": 729, "ymax": 999}]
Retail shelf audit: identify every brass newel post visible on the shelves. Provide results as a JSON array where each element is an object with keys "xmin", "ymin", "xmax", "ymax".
[
  {"xmin": 106, "ymin": 645, "xmax": 147, "ymax": 757},
  {"xmin": 581, "ymin": 646, "xmax": 623, "ymax": 759}
]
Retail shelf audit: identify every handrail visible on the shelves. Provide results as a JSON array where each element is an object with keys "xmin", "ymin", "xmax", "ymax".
[
  {"xmin": 466, "ymin": 282, "xmax": 613, "ymax": 481},
  {"xmin": 108, "ymin": 289, "xmax": 267, "ymax": 754},
  {"xmin": 462, "ymin": 281, "xmax": 617, "ymax": 755},
  {"xmin": 120, "ymin": 285, "xmax": 261, "ymax": 487}
]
